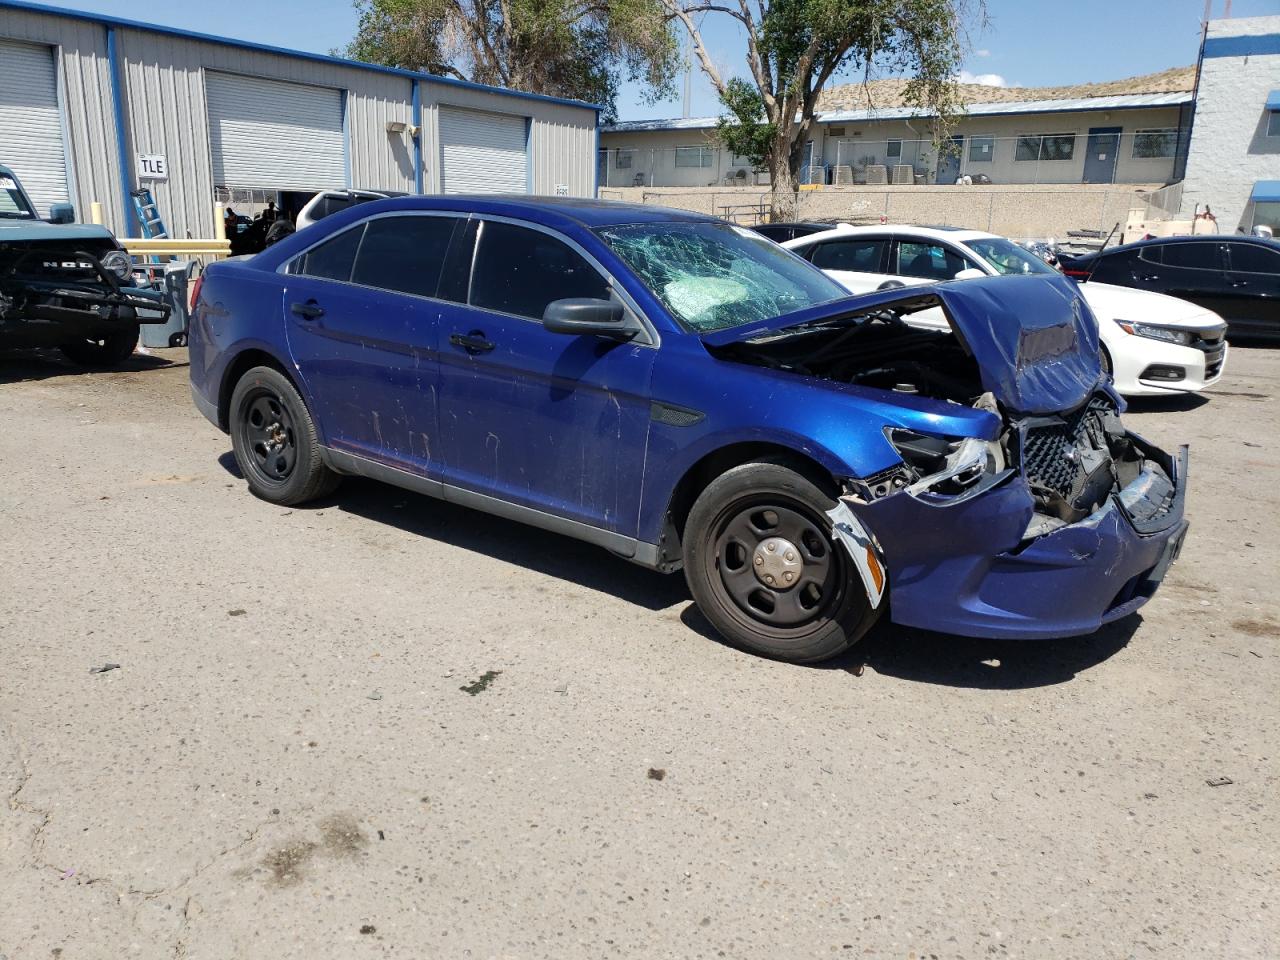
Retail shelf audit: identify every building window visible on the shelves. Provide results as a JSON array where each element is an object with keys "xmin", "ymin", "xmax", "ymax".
[
  {"xmin": 1269, "ymin": 112, "xmax": 1280, "ymax": 137},
  {"xmin": 615, "ymin": 150, "xmax": 634, "ymax": 169},
  {"xmin": 674, "ymin": 146, "xmax": 714, "ymax": 168},
  {"xmin": 1015, "ymin": 133, "xmax": 1076, "ymax": 162},
  {"xmin": 1132, "ymin": 129, "xmax": 1178, "ymax": 159},
  {"xmin": 968, "ymin": 136, "xmax": 994, "ymax": 162},
  {"xmin": 886, "ymin": 140, "xmax": 902, "ymax": 160}
]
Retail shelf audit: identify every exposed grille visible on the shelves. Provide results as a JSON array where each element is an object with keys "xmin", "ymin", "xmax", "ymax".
[
  {"xmin": 1190, "ymin": 328, "xmax": 1226, "ymax": 379},
  {"xmin": 1021, "ymin": 401, "xmax": 1110, "ymax": 499}
]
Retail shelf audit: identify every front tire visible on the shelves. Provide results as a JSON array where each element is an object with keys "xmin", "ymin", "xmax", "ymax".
[
  {"xmin": 59, "ymin": 325, "xmax": 139, "ymax": 367},
  {"xmin": 683, "ymin": 460, "xmax": 881, "ymax": 663},
  {"xmin": 229, "ymin": 365, "xmax": 340, "ymax": 506}
]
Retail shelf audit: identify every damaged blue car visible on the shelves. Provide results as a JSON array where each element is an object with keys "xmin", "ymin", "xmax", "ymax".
[{"xmin": 189, "ymin": 197, "xmax": 1188, "ymax": 662}]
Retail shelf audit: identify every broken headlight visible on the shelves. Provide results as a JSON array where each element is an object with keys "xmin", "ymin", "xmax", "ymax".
[
  {"xmin": 101, "ymin": 249, "xmax": 131, "ymax": 280},
  {"xmin": 1115, "ymin": 320, "xmax": 1193, "ymax": 346},
  {"xmin": 887, "ymin": 428, "xmax": 1004, "ymax": 500}
]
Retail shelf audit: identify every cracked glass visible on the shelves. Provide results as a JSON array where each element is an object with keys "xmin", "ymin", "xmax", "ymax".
[{"xmin": 596, "ymin": 222, "xmax": 845, "ymax": 333}]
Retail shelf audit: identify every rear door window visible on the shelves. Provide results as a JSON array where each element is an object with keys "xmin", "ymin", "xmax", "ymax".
[
  {"xmin": 809, "ymin": 238, "xmax": 887, "ymax": 273},
  {"xmin": 293, "ymin": 224, "xmax": 365, "ymax": 282},
  {"xmin": 350, "ymin": 215, "xmax": 459, "ymax": 298},
  {"xmin": 1159, "ymin": 242, "xmax": 1223, "ymax": 271},
  {"xmin": 470, "ymin": 220, "xmax": 610, "ymax": 320},
  {"xmin": 896, "ymin": 241, "xmax": 969, "ymax": 281},
  {"xmin": 1226, "ymin": 242, "xmax": 1280, "ymax": 275}
]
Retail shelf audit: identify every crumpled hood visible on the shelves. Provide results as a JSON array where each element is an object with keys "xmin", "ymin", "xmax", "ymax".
[
  {"xmin": 0, "ymin": 219, "xmax": 116, "ymax": 242},
  {"xmin": 701, "ymin": 274, "xmax": 1103, "ymax": 416}
]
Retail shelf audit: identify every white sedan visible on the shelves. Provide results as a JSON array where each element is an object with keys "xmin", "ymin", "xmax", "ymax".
[{"xmin": 781, "ymin": 224, "xmax": 1228, "ymax": 397}]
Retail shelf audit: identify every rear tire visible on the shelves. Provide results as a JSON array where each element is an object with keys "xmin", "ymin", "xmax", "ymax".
[
  {"xmin": 229, "ymin": 365, "xmax": 340, "ymax": 506},
  {"xmin": 59, "ymin": 325, "xmax": 139, "ymax": 367},
  {"xmin": 683, "ymin": 460, "xmax": 881, "ymax": 663}
]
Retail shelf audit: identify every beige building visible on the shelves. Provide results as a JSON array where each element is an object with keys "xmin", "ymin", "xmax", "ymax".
[{"xmin": 601, "ymin": 85, "xmax": 1192, "ymax": 190}]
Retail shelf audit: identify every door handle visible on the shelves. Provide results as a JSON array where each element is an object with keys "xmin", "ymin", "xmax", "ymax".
[
  {"xmin": 1231, "ymin": 280, "xmax": 1249, "ymax": 288},
  {"xmin": 1136, "ymin": 274, "xmax": 1160, "ymax": 282},
  {"xmin": 449, "ymin": 331, "xmax": 495, "ymax": 353},
  {"xmin": 290, "ymin": 300, "xmax": 325, "ymax": 320}
]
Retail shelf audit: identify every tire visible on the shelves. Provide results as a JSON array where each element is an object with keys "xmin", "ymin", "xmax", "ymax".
[
  {"xmin": 1100, "ymin": 344, "xmax": 1113, "ymax": 376},
  {"xmin": 683, "ymin": 459, "xmax": 881, "ymax": 663},
  {"xmin": 59, "ymin": 325, "xmax": 139, "ymax": 367},
  {"xmin": 229, "ymin": 365, "xmax": 340, "ymax": 506}
]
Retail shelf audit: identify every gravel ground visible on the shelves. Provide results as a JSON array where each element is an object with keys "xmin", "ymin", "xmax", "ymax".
[{"xmin": 1, "ymin": 344, "xmax": 1276, "ymax": 960}]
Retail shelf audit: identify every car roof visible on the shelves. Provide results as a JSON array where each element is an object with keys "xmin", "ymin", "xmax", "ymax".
[
  {"xmin": 1095, "ymin": 234, "xmax": 1280, "ymax": 256},
  {"xmin": 785, "ymin": 223, "xmax": 998, "ymax": 246},
  {"xmin": 351, "ymin": 194, "xmax": 720, "ymax": 230}
]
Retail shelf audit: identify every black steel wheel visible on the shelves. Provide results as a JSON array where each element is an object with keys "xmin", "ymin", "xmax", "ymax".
[
  {"xmin": 683, "ymin": 460, "xmax": 880, "ymax": 663},
  {"xmin": 59, "ymin": 325, "xmax": 139, "ymax": 367},
  {"xmin": 229, "ymin": 365, "xmax": 340, "ymax": 505}
]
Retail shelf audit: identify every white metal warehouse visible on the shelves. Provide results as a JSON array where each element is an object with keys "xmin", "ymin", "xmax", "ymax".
[{"xmin": 0, "ymin": 0, "xmax": 600, "ymax": 238}]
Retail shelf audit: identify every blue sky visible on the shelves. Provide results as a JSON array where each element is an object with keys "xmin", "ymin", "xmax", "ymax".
[{"xmin": 43, "ymin": 0, "xmax": 1280, "ymax": 118}]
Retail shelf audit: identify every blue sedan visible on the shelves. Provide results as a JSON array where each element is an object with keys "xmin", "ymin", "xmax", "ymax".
[{"xmin": 189, "ymin": 196, "xmax": 1188, "ymax": 662}]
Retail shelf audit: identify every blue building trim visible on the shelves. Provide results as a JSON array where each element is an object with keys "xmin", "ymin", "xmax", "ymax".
[
  {"xmin": 0, "ymin": 0, "xmax": 605, "ymax": 114},
  {"xmin": 104, "ymin": 25, "xmax": 135, "ymax": 235},
  {"xmin": 592, "ymin": 124, "xmax": 599, "ymax": 198},
  {"xmin": 1202, "ymin": 33, "xmax": 1280, "ymax": 59},
  {"xmin": 411, "ymin": 79, "xmax": 423, "ymax": 194},
  {"xmin": 1266, "ymin": 89, "xmax": 1280, "ymax": 111}
]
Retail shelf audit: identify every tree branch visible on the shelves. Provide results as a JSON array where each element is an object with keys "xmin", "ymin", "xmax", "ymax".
[{"xmin": 661, "ymin": 0, "xmax": 728, "ymax": 99}]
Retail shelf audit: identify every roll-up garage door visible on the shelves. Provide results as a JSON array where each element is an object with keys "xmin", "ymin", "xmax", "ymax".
[
  {"xmin": 0, "ymin": 39, "xmax": 70, "ymax": 217},
  {"xmin": 206, "ymin": 72, "xmax": 346, "ymax": 191},
  {"xmin": 439, "ymin": 107, "xmax": 528, "ymax": 194}
]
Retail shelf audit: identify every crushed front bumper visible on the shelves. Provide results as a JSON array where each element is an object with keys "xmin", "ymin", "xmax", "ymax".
[{"xmin": 850, "ymin": 440, "xmax": 1188, "ymax": 639}]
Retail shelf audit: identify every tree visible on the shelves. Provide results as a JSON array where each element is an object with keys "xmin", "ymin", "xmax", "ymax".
[
  {"xmin": 664, "ymin": 0, "xmax": 979, "ymax": 218},
  {"xmin": 338, "ymin": 0, "xmax": 681, "ymax": 121}
]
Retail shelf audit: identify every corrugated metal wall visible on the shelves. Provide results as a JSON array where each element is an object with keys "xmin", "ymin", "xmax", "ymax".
[
  {"xmin": 0, "ymin": 7, "xmax": 123, "ymax": 230},
  {"xmin": 0, "ymin": 5, "xmax": 597, "ymax": 239}
]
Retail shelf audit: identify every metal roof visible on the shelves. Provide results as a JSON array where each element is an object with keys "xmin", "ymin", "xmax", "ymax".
[
  {"xmin": 0, "ymin": 0, "xmax": 603, "ymax": 114},
  {"xmin": 603, "ymin": 91, "xmax": 1192, "ymax": 133}
]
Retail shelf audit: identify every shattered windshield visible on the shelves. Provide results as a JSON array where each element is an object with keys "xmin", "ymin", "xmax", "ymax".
[
  {"xmin": 0, "ymin": 176, "xmax": 37, "ymax": 220},
  {"xmin": 596, "ymin": 222, "xmax": 847, "ymax": 332},
  {"xmin": 965, "ymin": 237, "xmax": 1057, "ymax": 276}
]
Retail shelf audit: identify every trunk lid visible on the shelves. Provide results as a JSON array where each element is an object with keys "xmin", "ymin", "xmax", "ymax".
[{"xmin": 701, "ymin": 275, "xmax": 1103, "ymax": 416}]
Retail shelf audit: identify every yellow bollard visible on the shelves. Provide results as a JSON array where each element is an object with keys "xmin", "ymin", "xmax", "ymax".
[
  {"xmin": 90, "ymin": 201, "xmax": 104, "ymax": 225},
  {"xmin": 213, "ymin": 202, "xmax": 226, "ymax": 242}
]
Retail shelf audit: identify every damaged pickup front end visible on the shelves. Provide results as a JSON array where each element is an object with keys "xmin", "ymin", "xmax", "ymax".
[{"xmin": 708, "ymin": 275, "xmax": 1188, "ymax": 640}]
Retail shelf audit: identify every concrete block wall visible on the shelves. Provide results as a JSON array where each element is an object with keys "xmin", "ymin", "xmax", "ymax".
[{"xmin": 599, "ymin": 183, "xmax": 1162, "ymax": 239}]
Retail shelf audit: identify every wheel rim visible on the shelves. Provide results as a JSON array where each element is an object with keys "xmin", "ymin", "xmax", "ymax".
[
  {"xmin": 707, "ymin": 496, "xmax": 846, "ymax": 634},
  {"xmin": 238, "ymin": 388, "xmax": 297, "ymax": 484}
]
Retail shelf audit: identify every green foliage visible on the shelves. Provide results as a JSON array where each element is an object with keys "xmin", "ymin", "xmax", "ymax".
[
  {"xmin": 337, "ymin": 0, "xmax": 679, "ymax": 121},
  {"xmin": 691, "ymin": 0, "xmax": 977, "ymax": 207}
]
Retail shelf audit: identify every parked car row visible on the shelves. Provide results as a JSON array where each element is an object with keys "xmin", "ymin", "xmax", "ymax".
[
  {"xmin": 776, "ymin": 223, "xmax": 1231, "ymax": 398},
  {"xmin": 190, "ymin": 196, "xmax": 1190, "ymax": 664}
]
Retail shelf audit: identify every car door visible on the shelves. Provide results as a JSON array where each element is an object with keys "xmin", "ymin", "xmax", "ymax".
[
  {"xmin": 1136, "ymin": 241, "xmax": 1232, "ymax": 317},
  {"xmin": 802, "ymin": 236, "xmax": 891, "ymax": 295},
  {"xmin": 283, "ymin": 213, "xmax": 461, "ymax": 474},
  {"xmin": 1221, "ymin": 241, "xmax": 1280, "ymax": 335},
  {"xmin": 435, "ymin": 217, "xmax": 656, "ymax": 536}
]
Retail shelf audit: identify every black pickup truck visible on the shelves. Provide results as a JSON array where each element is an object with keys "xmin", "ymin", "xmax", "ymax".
[{"xmin": 1, "ymin": 163, "xmax": 167, "ymax": 366}]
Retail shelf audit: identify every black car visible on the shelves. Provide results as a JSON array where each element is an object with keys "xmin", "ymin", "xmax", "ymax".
[
  {"xmin": 750, "ymin": 221, "xmax": 838, "ymax": 243},
  {"xmin": 1059, "ymin": 235, "xmax": 1280, "ymax": 340}
]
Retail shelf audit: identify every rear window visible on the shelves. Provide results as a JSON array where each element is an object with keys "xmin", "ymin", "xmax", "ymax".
[
  {"xmin": 351, "ymin": 215, "xmax": 458, "ymax": 298},
  {"xmin": 295, "ymin": 224, "xmax": 364, "ymax": 282},
  {"xmin": 810, "ymin": 238, "xmax": 886, "ymax": 273},
  {"xmin": 1159, "ymin": 242, "xmax": 1221, "ymax": 271}
]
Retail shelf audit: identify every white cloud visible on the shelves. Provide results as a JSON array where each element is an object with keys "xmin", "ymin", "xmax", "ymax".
[
  {"xmin": 975, "ymin": 48, "xmax": 991, "ymax": 57},
  {"xmin": 958, "ymin": 70, "xmax": 1007, "ymax": 87}
]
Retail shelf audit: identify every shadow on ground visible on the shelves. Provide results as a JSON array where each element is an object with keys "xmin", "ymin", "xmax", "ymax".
[
  {"xmin": 679, "ymin": 603, "xmax": 1138, "ymax": 690},
  {"xmin": 219, "ymin": 454, "xmax": 1139, "ymax": 686},
  {"xmin": 0, "ymin": 348, "xmax": 183, "ymax": 384},
  {"xmin": 1124, "ymin": 393, "xmax": 1209, "ymax": 414}
]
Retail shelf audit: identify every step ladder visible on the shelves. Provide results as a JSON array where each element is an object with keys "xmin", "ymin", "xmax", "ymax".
[{"xmin": 130, "ymin": 188, "xmax": 168, "ymax": 239}]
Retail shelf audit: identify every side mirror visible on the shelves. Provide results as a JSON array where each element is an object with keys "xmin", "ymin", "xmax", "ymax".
[
  {"xmin": 542, "ymin": 297, "xmax": 633, "ymax": 340},
  {"xmin": 953, "ymin": 267, "xmax": 986, "ymax": 281},
  {"xmin": 47, "ymin": 202, "xmax": 76, "ymax": 225}
]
